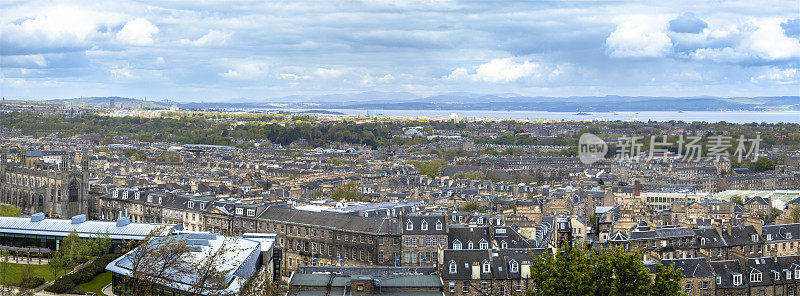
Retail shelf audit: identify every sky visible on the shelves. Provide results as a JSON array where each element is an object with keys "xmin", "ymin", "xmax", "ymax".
[{"xmin": 1, "ymin": 0, "xmax": 799, "ymax": 101}]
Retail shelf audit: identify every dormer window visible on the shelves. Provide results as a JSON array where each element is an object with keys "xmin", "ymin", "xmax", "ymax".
[
  {"xmin": 421, "ymin": 220, "xmax": 428, "ymax": 231},
  {"xmin": 786, "ymin": 270, "xmax": 792, "ymax": 280},
  {"xmin": 247, "ymin": 209, "xmax": 255, "ymax": 216},
  {"xmin": 236, "ymin": 208, "xmax": 244, "ymax": 215},
  {"xmin": 716, "ymin": 276, "xmax": 721, "ymax": 285},
  {"xmin": 751, "ymin": 234, "xmax": 758, "ymax": 242},
  {"xmin": 188, "ymin": 201, "xmax": 194, "ymax": 209},
  {"xmin": 200, "ymin": 203, "xmax": 205, "ymax": 211},
  {"xmin": 788, "ymin": 233, "xmax": 793, "ymax": 239},
  {"xmin": 113, "ymin": 190, "xmax": 119, "ymax": 198},
  {"xmin": 795, "ymin": 266, "xmax": 800, "ymax": 279},
  {"xmin": 436, "ymin": 220, "xmax": 443, "ymax": 230},
  {"xmin": 751, "ymin": 270, "xmax": 762, "ymax": 283},
  {"xmin": 767, "ymin": 234, "xmax": 772, "ymax": 240},
  {"xmin": 406, "ymin": 220, "xmax": 413, "ymax": 231},
  {"xmin": 482, "ymin": 260, "xmax": 490, "ymax": 273},
  {"xmin": 453, "ymin": 239, "xmax": 462, "ymax": 250},
  {"xmin": 147, "ymin": 196, "xmax": 152, "ymax": 203},
  {"xmin": 122, "ymin": 191, "xmax": 128, "ymax": 199},
  {"xmin": 479, "ymin": 239, "xmax": 489, "ymax": 249},
  {"xmin": 701, "ymin": 238, "xmax": 706, "ymax": 245},
  {"xmin": 468, "ymin": 241, "xmax": 474, "ymax": 249},
  {"xmin": 733, "ymin": 274, "xmax": 742, "ymax": 286},
  {"xmin": 510, "ymin": 260, "xmax": 519, "ymax": 273},
  {"xmin": 501, "ymin": 240, "xmax": 508, "ymax": 249},
  {"xmin": 773, "ymin": 271, "xmax": 780, "ymax": 281},
  {"xmin": 449, "ymin": 261, "xmax": 457, "ymax": 274},
  {"xmin": 478, "ymin": 218, "xmax": 484, "ymax": 224}
]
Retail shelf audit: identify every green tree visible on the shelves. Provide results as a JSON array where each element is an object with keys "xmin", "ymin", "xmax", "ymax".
[
  {"xmin": 527, "ymin": 245, "xmax": 685, "ymax": 296},
  {"xmin": 730, "ymin": 195, "xmax": 744, "ymax": 206},
  {"xmin": 0, "ymin": 204, "xmax": 21, "ymax": 217},
  {"xmin": 462, "ymin": 201, "xmax": 483, "ymax": 213},
  {"xmin": 792, "ymin": 206, "xmax": 800, "ymax": 223},
  {"xmin": 330, "ymin": 181, "xmax": 366, "ymax": 202},
  {"xmin": 409, "ymin": 160, "xmax": 446, "ymax": 178}
]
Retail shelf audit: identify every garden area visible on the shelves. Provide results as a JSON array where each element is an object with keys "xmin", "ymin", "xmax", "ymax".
[{"xmin": 0, "ymin": 229, "xmax": 119, "ymax": 295}]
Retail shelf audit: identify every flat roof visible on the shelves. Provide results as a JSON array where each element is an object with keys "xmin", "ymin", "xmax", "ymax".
[{"xmin": 0, "ymin": 216, "xmax": 176, "ymax": 240}]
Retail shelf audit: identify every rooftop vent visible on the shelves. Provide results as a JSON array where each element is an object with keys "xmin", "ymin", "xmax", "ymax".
[
  {"xmin": 116, "ymin": 216, "xmax": 131, "ymax": 227},
  {"xmin": 30, "ymin": 213, "xmax": 45, "ymax": 222},
  {"xmin": 71, "ymin": 214, "xmax": 87, "ymax": 224}
]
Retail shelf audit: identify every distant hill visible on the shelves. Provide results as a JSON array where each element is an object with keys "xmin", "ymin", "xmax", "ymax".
[
  {"xmin": 298, "ymin": 94, "xmax": 800, "ymax": 112},
  {"xmin": 45, "ymin": 97, "xmax": 168, "ymax": 109},
  {"xmin": 19, "ymin": 94, "xmax": 800, "ymax": 112}
]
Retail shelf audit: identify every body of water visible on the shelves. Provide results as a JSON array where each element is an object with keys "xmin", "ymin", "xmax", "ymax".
[{"xmin": 277, "ymin": 109, "xmax": 800, "ymax": 124}]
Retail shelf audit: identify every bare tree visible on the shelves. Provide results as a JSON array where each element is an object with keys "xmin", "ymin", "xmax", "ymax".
[
  {"xmin": 186, "ymin": 237, "xmax": 240, "ymax": 296},
  {"xmin": 238, "ymin": 268, "xmax": 290, "ymax": 296},
  {"xmin": 122, "ymin": 226, "xmax": 192, "ymax": 296}
]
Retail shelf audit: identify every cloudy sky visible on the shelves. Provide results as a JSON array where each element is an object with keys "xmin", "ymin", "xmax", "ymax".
[{"xmin": 1, "ymin": 0, "xmax": 798, "ymax": 101}]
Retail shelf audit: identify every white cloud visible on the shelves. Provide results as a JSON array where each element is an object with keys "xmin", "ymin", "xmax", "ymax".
[
  {"xmin": 750, "ymin": 67, "xmax": 799, "ymax": 84},
  {"xmin": 445, "ymin": 59, "xmax": 541, "ymax": 83},
  {"xmin": 110, "ymin": 66, "xmax": 133, "ymax": 79},
  {"xmin": 1, "ymin": 55, "xmax": 47, "ymax": 68},
  {"xmin": 116, "ymin": 18, "xmax": 158, "ymax": 45},
  {"xmin": 605, "ymin": 15, "xmax": 672, "ymax": 58},
  {"xmin": 220, "ymin": 60, "xmax": 270, "ymax": 80},
  {"xmin": 314, "ymin": 68, "xmax": 345, "ymax": 79},
  {"xmin": 180, "ymin": 30, "xmax": 232, "ymax": 46},
  {"xmin": 688, "ymin": 18, "xmax": 800, "ymax": 63},
  {"xmin": 0, "ymin": 5, "xmax": 125, "ymax": 54},
  {"xmin": 740, "ymin": 18, "xmax": 800, "ymax": 60}
]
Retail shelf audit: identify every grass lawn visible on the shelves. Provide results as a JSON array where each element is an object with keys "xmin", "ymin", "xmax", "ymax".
[
  {"xmin": 0, "ymin": 262, "xmax": 65, "ymax": 286},
  {"xmin": 75, "ymin": 270, "xmax": 111, "ymax": 296}
]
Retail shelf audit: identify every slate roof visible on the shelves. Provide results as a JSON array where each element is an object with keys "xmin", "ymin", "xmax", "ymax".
[
  {"xmin": 259, "ymin": 206, "xmax": 398, "ymax": 234},
  {"xmin": 661, "ymin": 257, "xmax": 715, "ymax": 278}
]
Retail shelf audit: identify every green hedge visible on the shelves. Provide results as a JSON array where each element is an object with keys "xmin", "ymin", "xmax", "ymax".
[{"xmin": 45, "ymin": 254, "xmax": 118, "ymax": 293}]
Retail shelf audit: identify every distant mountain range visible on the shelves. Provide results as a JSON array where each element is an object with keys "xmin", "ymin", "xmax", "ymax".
[{"xmin": 29, "ymin": 93, "xmax": 800, "ymax": 112}]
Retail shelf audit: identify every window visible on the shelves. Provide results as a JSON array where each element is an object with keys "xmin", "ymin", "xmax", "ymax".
[
  {"xmin": 449, "ymin": 261, "xmax": 457, "ymax": 274},
  {"xmin": 479, "ymin": 239, "xmax": 489, "ymax": 249},
  {"xmin": 498, "ymin": 286, "xmax": 505, "ymax": 296},
  {"xmin": 480, "ymin": 281, "xmax": 488, "ymax": 292},
  {"xmin": 788, "ymin": 233, "xmax": 793, "ymax": 239},
  {"xmin": 236, "ymin": 208, "xmax": 243, "ymax": 215},
  {"xmin": 716, "ymin": 276, "xmax": 721, "ymax": 285},
  {"xmin": 501, "ymin": 240, "xmax": 508, "ymax": 249},
  {"xmin": 436, "ymin": 220, "xmax": 443, "ymax": 230},
  {"xmin": 421, "ymin": 220, "xmax": 428, "ymax": 230},
  {"xmin": 515, "ymin": 280, "xmax": 522, "ymax": 291},
  {"xmin": 247, "ymin": 209, "xmax": 255, "ymax": 216},
  {"xmin": 751, "ymin": 234, "xmax": 758, "ymax": 242},
  {"xmin": 751, "ymin": 271, "xmax": 762, "ymax": 283},
  {"xmin": 453, "ymin": 239, "xmax": 462, "ymax": 250},
  {"xmin": 786, "ymin": 270, "xmax": 792, "ymax": 280},
  {"xmin": 449, "ymin": 282, "xmax": 455, "ymax": 293},
  {"xmin": 468, "ymin": 241, "xmax": 473, "ymax": 249},
  {"xmin": 462, "ymin": 281, "xmax": 469, "ymax": 293},
  {"xmin": 510, "ymin": 260, "xmax": 519, "ymax": 273},
  {"xmin": 700, "ymin": 281, "xmax": 709, "ymax": 290},
  {"xmin": 774, "ymin": 271, "xmax": 780, "ymax": 281},
  {"xmin": 406, "ymin": 221, "xmax": 413, "ymax": 231},
  {"xmin": 482, "ymin": 260, "xmax": 490, "ymax": 273},
  {"xmin": 685, "ymin": 282, "xmax": 692, "ymax": 290}
]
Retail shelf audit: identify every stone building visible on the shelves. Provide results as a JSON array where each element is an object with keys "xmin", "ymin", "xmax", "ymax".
[{"xmin": 0, "ymin": 149, "xmax": 89, "ymax": 218}]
